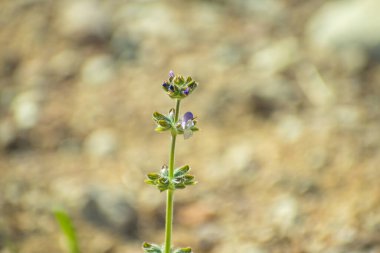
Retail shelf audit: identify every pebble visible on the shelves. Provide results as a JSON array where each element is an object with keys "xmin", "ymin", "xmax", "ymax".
[
  {"xmin": 49, "ymin": 50, "xmax": 81, "ymax": 79},
  {"xmin": 276, "ymin": 115, "xmax": 304, "ymax": 143},
  {"xmin": 307, "ymin": 0, "xmax": 380, "ymax": 51},
  {"xmin": 250, "ymin": 37, "xmax": 300, "ymax": 75},
  {"xmin": 82, "ymin": 187, "xmax": 138, "ymax": 237},
  {"xmin": 250, "ymin": 78, "xmax": 301, "ymax": 118},
  {"xmin": 84, "ymin": 128, "xmax": 118, "ymax": 158},
  {"xmin": 114, "ymin": 3, "xmax": 179, "ymax": 38},
  {"xmin": 271, "ymin": 195, "xmax": 300, "ymax": 232},
  {"xmin": 80, "ymin": 54, "xmax": 116, "ymax": 86},
  {"xmin": 11, "ymin": 91, "xmax": 40, "ymax": 130},
  {"xmin": 58, "ymin": 0, "xmax": 111, "ymax": 42}
]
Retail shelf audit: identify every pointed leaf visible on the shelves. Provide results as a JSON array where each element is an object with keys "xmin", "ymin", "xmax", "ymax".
[
  {"xmin": 142, "ymin": 242, "xmax": 162, "ymax": 253},
  {"xmin": 147, "ymin": 173, "xmax": 160, "ymax": 180},
  {"xmin": 144, "ymin": 179, "xmax": 156, "ymax": 185},
  {"xmin": 183, "ymin": 175, "xmax": 194, "ymax": 181},
  {"xmin": 155, "ymin": 126, "xmax": 170, "ymax": 132},
  {"xmin": 184, "ymin": 180, "xmax": 197, "ymax": 186},
  {"xmin": 153, "ymin": 112, "xmax": 167, "ymax": 121},
  {"xmin": 174, "ymin": 165, "xmax": 190, "ymax": 177},
  {"xmin": 156, "ymin": 120, "xmax": 170, "ymax": 128},
  {"xmin": 174, "ymin": 247, "xmax": 192, "ymax": 253}
]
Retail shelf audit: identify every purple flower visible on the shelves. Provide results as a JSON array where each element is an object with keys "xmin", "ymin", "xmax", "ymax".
[
  {"xmin": 162, "ymin": 82, "xmax": 169, "ymax": 89},
  {"xmin": 169, "ymin": 70, "xmax": 175, "ymax": 78},
  {"xmin": 183, "ymin": 87, "xmax": 190, "ymax": 96},
  {"xmin": 182, "ymin": 112, "xmax": 194, "ymax": 127},
  {"xmin": 168, "ymin": 84, "xmax": 175, "ymax": 92},
  {"xmin": 181, "ymin": 112, "xmax": 195, "ymax": 139}
]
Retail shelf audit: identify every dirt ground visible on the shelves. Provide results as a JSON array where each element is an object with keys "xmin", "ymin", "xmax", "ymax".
[{"xmin": 0, "ymin": 0, "xmax": 380, "ymax": 252}]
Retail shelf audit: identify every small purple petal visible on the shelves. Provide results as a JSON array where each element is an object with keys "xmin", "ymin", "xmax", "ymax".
[
  {"xmin": 168, "ymin": 85, "xmax": 175, "ymax": 92},
  {"xmin": 162, "ymin": 82, "xmax": 169, "ymax": 88},
  {"xmin": 183, "ymin": 112, "xmax": 194, "ymax": 122},
  {"xmin": 169, "ymin": 70, "xmax": 175, "ymax": 78},
  {"xmin": 183, "ymin": 87, "xmax": 190, "ymax": 95}
]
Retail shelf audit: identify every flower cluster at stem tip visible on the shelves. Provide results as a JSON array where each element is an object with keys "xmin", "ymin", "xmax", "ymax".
[
  {"xmin": 162, "ymin": 70, "xmax": 198, "ymax": 100},
  {"xmin": 153, "ymin": 71, "xmax": 199, "ymax": 139}
]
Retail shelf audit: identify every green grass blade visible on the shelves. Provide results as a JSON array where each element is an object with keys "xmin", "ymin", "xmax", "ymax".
[{"xmin": 53, "ymin": 209, "xmax": 80, "ymax": 253}]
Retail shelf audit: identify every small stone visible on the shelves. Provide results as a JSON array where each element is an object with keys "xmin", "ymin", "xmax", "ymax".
[
  {"xmin": 223, "ymin": 142, "xmax": 253, "ymax": 172},
  {"xmin": 250, "ymin": 78, "xmax": 302, "ymax": 118},
  {"xmin": 306, "ymin": 0, "xmax": 380, "ymax": 51},
  {"xmin": 58, "ymin": 0, "xmax": 111, "ymax": 42},
  {"xmin": 276, "ymin": 115, "xmax": 304, "ymax": 143},
  {"xmin": 49, "ymin": 50, "xmax": 81, "ymax": 79},
  {"xmin": 84, "ymin": 128, "xmax": 118, "ymax": 157},
  {"xmin": 80, "ymin": 55, "xmax": 115, "ymax": 86},
  {"xmin": 82, "ymin": 188, "xmax": 138, "ymax": 237},
  {"xmin": 11, "ymin": 92, "xmax": 40, "ymax": 130},
  {"xmin": 250, "ymin": 37, "xmax": 299, "ymax": 75},
  {"xmin": 197, "ymin": 224, "xmax": 223, "ymax": 252},
  {"xmin": 271, "ymin": 195, "xmax": 300, "ymax": 232},
  {"xmin": 308, "ymin": 147, "xmax": 329, "ymax": 171}
]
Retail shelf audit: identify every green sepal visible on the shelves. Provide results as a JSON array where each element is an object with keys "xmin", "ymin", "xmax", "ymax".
[
  {"xmin": 142, "ymin": 242, "xmax": 162, "ymax": 253},
  {"xmin": 187, "ymin": 81, "xmax": 197, "ymax": 90},
  {"xmin": 158, "ymin": 185, "xmax": 169, "ymax": 192},
  {"xmin": 157, "ymin": 120, "xmax": 171, "ymax": 128},
  {"xmin": 169, "ymin": 164, "xmax": 197, "ymax": 190},
  {"xmin": 174, "ymin": 75, "xmax": 185, "ymax": 86},
  {"xmin": 186, "ymin": 76, "xmax": 193, "ymax": 83},
  {"xmin": 147, "ymin": 173, "xmax": 160, "ymax": 180},
  {"xmin": 184, "ymin": 180, "xmax": 197, "ymax": 186},
  {"xmin": 155, "ymin": 126, "xmax": 169, "ymax": 132},
  {"xmin": 144, "ymin": 179, "xmax": 156, "ymax": 185},
  {"xmin": 159, "ymin": 177, "xmax": 169, "ymax": 185},
  {"xmin": 174, "ymin": 165, "xmax": 190, "ymax": 177},
  {"xmin": 152, "ymin": 112, "xmax": 167, "ymax": 121},
  {"xmin": 190, "ymin": 126, "xmax": 199, "ymax": 132},
  {"xmin": 183, "ymin": 175, "xmax": 194, "ymax": 181},
  {"xmin": 174, "ymin": 247, "xmax": 192, "ymax": 253},
  {"xmin": 174, "ymin": 183, "xmax": 186, "ymax": 189},
  {"xmin": 145, "ymin": 165, "xmax": 171, "ymax": 192}
]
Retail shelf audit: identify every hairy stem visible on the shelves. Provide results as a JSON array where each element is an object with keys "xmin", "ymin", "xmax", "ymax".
[{"xmin": 164, "ymin": 99, "xmax": 181, "ymax": 253}]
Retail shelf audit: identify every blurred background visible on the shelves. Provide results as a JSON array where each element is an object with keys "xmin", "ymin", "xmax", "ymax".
[{"xmin": 1, "ymin": 0, "xmax": 380, "ymax": 252}]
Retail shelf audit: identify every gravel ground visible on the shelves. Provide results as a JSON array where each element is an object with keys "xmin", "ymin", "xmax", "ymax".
[{"xmin": 1, "ymin": 0, "xmax": 380, "ymax": 252}]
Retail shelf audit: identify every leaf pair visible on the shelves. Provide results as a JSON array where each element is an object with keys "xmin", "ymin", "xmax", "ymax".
[
  {"xmin": 145, "ymin": 165, "xmax": 196, "ymax": 192},
  {"xmin": 142, "ymin": 242, "xmax": 192, "ymax": 253}
]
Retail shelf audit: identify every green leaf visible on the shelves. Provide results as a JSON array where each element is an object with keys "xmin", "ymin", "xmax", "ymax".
[
  {"xmin": 153, "ymin": 112, "xmax": 167, "ymax": 121},
  {"xmin": 142, "ymin": 242, "xmax": 162, "ymax": 253},
  {"xmin": 190, "ymin": 126, "xmax": 199, "ymax": 132},
  {"xmin": 184, "ymin": 180, "xmax": 197, "ymax": 186},
  {"xmin": 157, "ymin": 120, "xmax": 171, "ymax": 128},
  {"xmin": 183, "ymin": 175, "xmax": 194, "ymax": 181},
  {"xmin": 158, "ymin": 185, "xmax": 168, "ymax": 192},
  {"xmin": 53, "ymin": 209, "xmax": 80, "ymax": 253},
  {"xmin": 147, "ymin": 173, "xmax": 160, "ymax": 180},
  {"xmin": 186, "ymin": 76, "xmax": 193, "ymax": 83},
  {"xmin": 174, "ymin": 183, "xmax": 186, "ymax": 189},
  {"xmin": 158, "ymin": 177, "xmax": 169, "ymax": 185},
  {"xmin": 187, "ymin": 82, "xmax": 197, "ymax": 90},
  {"xmin": 144, "ymin": 179, "xmax": 157, "ymax": 185},
  {"xmin": 174, "ymin": 247, "xmax": 192, "ymax": 253},
  {"xmin": 174, "ymin": 165, "xmax": 190, "ymax": 177},
  {"xmin": 155, "ymin": 126, "xmax": 169, "ymax": 132}
]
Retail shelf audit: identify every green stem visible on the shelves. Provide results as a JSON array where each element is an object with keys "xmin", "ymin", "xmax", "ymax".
[{"xmin": 164, "ymin": 99, "xmax": 181, "ymax": 253}]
